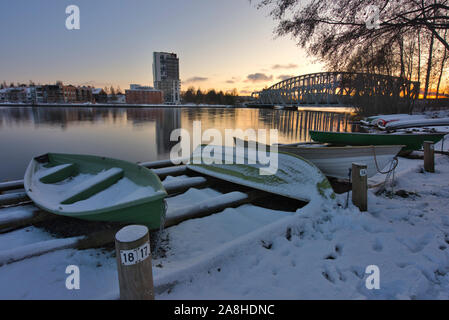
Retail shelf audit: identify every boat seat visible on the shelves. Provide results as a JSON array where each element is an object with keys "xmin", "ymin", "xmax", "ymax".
[
  {"xmin": 61, "ymin": 167, "xmax": 124, "ymax": 205},
  {"xmin": 39, "ymin": 163, "xmax": 77, "ymax": 184}
]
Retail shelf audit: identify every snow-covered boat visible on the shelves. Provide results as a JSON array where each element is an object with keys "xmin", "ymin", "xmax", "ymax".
[
  {"xmin": 24, "ymin": 153, "xmax": 167, "ymax": 229},
  {"xmin": 384, "ymin": 117, "xmax": 449, "ymax": 130},
  {"xmin": 360, "ymin": 114, "xmax": 429, "ymax": 127},
  {"xmin": 309, "ymin": 130, "xmax": 446, "ymax": 152},
  {"xmin": 360, "ymin": 114, "xmax": 411, "ymax": 126},
  {"xmin": 187, "ymin": 145, "xmax": 335, "ymax": 202},
  {"xmin": 234, "ymin": 138, "xmax": 403, "ymax": 180}
]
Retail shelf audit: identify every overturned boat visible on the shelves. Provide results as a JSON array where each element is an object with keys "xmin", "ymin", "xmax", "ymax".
[{"xmin": 187, "ymin": 145, "xmax": 335, "ymax": 203}]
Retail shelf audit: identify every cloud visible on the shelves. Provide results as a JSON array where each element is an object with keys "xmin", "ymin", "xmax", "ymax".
[
  {"xmin": 272, "ymin": 63, "xmax": 298, "ymax": 70},
  {"xmin": 277, "ymin": 74, "xmax": 295, "ymax": 81},
  {"xmin": 246, "ymin": 73, "xmax": 273, "ymax": 82},
  {"xmin": 184, "ymin": 76, "xmax": 208, "ymax": 83},
  {"xmin": 225, "ymin": 77, "xmax": 240, "ymax": 84}
]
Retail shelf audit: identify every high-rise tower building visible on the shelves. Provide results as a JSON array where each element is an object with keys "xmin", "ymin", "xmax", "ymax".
[{"xmin": 153, "ymin": 52, "xmax": 181, "ymax": 104}]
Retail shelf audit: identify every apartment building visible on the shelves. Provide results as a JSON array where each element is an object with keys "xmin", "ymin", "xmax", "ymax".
[{"xmin": 153, "ymin": 52, "xmax": 181, "ymax": 104}]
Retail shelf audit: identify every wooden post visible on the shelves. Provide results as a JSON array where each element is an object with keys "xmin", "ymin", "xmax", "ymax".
[
  {"xmin": 352, "ymin": 163, "xmax": 368, "ymax": 212},
  {"xmin": 115, "ymin": 225, "xmax": 154, "ymax": 300},
  {"xmin": 423, "ymin": 141, "xmax": 435, "ymax": 173}
]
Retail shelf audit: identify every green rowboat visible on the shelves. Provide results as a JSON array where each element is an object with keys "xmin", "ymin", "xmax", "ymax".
[
  {"xmin": 24, "ymin": 153, "xmax": 167, "ymax": 229},
  {"xmin": 309, "ymin": 131, "xmax": 446, "ymax": 151}
]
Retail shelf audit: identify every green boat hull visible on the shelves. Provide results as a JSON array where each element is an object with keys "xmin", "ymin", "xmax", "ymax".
[
  {"xmin": 24, "ymin": 153, "xmax": 167, "ymax": 229},
  {"xmin": 309, "ymin": 131, "xmax": 446, "ymax": 151}
]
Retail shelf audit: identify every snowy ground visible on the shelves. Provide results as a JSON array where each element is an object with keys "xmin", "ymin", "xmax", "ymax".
[{"xmin": 1, "ymin": 142, "xmax": 449, "ymax": 299}]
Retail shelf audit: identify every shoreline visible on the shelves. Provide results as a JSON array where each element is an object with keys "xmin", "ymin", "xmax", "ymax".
[
  {"xmin": 0, "ymin": 103, "xmax": 237, "ymax": 109},
  {"xmin": 0, "ymin": 102, "xmax": 355, "ymax": 113}
]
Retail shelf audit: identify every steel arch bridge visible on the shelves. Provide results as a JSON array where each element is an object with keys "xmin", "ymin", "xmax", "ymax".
[{"xmin": 251, "ymin": 72, "xmax": 420, "ymax": 107}]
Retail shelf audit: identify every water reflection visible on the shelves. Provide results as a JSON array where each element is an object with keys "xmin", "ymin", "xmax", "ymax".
[{"xmin": 0, "ymin": 106, "xmax": 353, "ymax": 181}]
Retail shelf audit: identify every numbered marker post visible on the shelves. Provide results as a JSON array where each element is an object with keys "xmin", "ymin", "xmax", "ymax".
[
  {"xmin": 352, "ymin": 163, "xmax": 368, "ymax": 212},
  {"xmin": 423, "ymin": 141, "xmax": 435, "ymax": 173},
  {"xmin": 115, "ymin": 225, "xmax": 154, "ymax": 300}
]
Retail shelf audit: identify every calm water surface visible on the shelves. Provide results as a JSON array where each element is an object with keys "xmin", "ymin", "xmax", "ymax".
[{"xmin": 0, "ymin": 106, "xmax": 354, "ymax": 181}]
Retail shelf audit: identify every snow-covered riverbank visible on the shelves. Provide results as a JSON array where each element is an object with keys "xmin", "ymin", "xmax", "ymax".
[{"xmin": 1, "ymin": 144, "xmax": 449, "ymax": 299}]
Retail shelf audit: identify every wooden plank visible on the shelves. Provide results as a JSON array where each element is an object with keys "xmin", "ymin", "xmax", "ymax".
[
  {"xmin": 162, "ymin": 177, "xmax": 208, "ymax": 195},
  {"xmin": 139, "ymin": 158, "xmax": 187, "ymax": 169},
  {"xmin": 0, "ymin": 192, "xmax": 29, "ymax": 206},
  {"xmin": 0, "ymin": 236, "xmax": 84, "ymax": 267},
  {"xmin": 164, "ymin": 191, "xmax": 253, "ymax": 228},
  {"xmin": 152, "ymin": 165, "xmax": 187, "ymax": 179},
  {"xmin": 0, "ymin": 180, "xmax": 24, "ymax": 193},
  {"xmin": 0, "ymin": 209, "xmax": 56, "ymax": 231}
]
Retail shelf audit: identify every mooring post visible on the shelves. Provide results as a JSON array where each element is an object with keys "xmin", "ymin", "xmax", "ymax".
[
  {"xmin": 115, "ymin": 225, "xmax": 154, "ymax": 300},
  {"xmin": 423, "ymin": 141, "xmax": 435, "ymax": 173},
  {"xmin": 352, "ymin": 163, "xmax": 367, "ymax": 212}
]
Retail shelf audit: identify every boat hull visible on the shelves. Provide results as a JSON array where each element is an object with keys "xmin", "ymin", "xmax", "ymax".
[
  {"xmin": 278, "ymin": 145, "xmax": 403, "ymax": 179},
  {"xmin": 188, "ymin": 146, "xmax": 335, "ymax": 202},
  {"xmin": 309, "ymin": 131, "xmax": 446, "ymax": 151},
  {"xmin": 385, "ymin": 118, "xmax": 449, "ymax": 130}
]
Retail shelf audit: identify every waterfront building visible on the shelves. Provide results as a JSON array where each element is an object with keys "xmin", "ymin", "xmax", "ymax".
[
  {"xmin": 5, "ymin": 87, "xmax": 27, "ymax": 103},
  {"xmin": 125, "ymin": 84, "xmax": 163, "ymax": 104},
  {"xmin": 63, "ymin": 85, "xmax": 77, "ymax": 103},
  {"xmin": 76, "ymin": 86, "xmax": 93, "ymax": 103},
  {"xmin": 115, "ymin": 94, "xmax": 126, "ymax": 104},
  {"xmin": 0, "ymin": 88, "xmax": 8, "ymax": 102},
  {"xmin": 153, "ymin": 52, "xmax": 181, "ymax": 104},
  {"xmin": 34, "ymin": 86, "xmax": 45, "ymax": 103},
  {"xmin": 44, "ymin": 84, "xmax": 64, "ymax": 103},
  {"xmin": 92, "ymin": 88, "xmax": 107, "ymax": 103}
]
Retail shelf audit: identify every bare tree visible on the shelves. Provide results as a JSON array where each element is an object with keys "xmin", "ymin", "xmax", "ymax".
[{"xmin": 256, "ymin": 0, "xmax": 448, "ymax": 73}]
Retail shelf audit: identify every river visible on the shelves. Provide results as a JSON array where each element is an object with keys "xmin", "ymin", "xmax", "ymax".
[{"xmin": 0, "ymin": 106, "xmax": 354, "ymax": 181}]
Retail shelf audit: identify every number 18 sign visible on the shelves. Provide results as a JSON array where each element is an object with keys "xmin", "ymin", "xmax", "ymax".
[{"xmin": 120, "ymin": 242, "xmax": 151, "ymax": 266}]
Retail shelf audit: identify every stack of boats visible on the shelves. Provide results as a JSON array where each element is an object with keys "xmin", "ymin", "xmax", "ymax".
[{"xmin": 360, "ymin": 113, "xmax": 449, "ymax": 130}]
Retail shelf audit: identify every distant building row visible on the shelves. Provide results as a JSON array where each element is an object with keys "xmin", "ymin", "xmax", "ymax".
[
  {"xmin": 0, "ymin": 83, "xmax": 125, "ymax": 104},
  {"xmin": 1, "ymin": 51, "xmax": 181, "ymax": 105}
]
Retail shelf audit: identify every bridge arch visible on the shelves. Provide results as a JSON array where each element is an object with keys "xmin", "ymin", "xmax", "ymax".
[{"xmin": 251, "ymin": 72, "xmax": 419, "ymax": 107}]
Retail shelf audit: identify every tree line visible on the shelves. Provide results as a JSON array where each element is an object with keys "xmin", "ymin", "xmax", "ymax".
[{"xmin": 181, "ymin": 87, "xmax": 239, "ymax": 105}]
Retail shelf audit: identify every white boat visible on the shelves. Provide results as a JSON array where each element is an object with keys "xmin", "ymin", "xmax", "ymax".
[
  {"xmin": 234, "ymin": 138, "xmax": 404, "ymax": 180},
  {"xmin": 278, "ymin": 144, "xmax": 404, "ymax": 179},
  {"xmin": 384, "ymin": 117, "xmax": 449, "ymax": 130}
]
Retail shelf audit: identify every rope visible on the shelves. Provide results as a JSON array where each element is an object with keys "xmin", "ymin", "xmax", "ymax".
[
  {"xmin": 372, "ymin": 146, "xmax": 398, "ymax": 195},
  {"xmin": 372, "ymin": 145, "xmax": 398, "ymax": 174},
  {"xmin": 383, "ymin": 159, "xmax": 397, "ymax": 195},
  {"xmin": 345, "ymin": 168, "xmax": 352, "ymax": 209}
]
